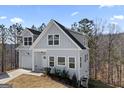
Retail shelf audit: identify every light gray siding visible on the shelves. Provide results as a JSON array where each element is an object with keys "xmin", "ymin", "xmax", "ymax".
[
  {"xmin": 21, "ymin": 29, "xmax": 33, "ymax": 37},
  {"xmin": 19, "ymin": 50, "xmax": 32, "ymax": 69},
  {"xmin": 18, "ymin": 21, "xmax": 89, "ymax": 82},
  {"xmin": 35, "ymin": 24, "xmax": 78, "ymax": 49},
  {"xmin": 69, "ymin": 31, "xmax": 88, "ymax": 47},
  {"xmin": 34, "ymin": 52, "xmax": 42, "ymax": 69},
  {"xmin": 18, "ymin": 29, "xmax": 33, "ymax": 49},
  {"xmin": 80, "ymin": 50, "xmax": 89, "ymax": 79},
  {"xmin": 45, "ymin": 49, "xmax": 79, "ymax": 79}
]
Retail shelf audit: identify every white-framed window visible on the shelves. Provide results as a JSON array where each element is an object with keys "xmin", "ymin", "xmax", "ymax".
[
  {"xmin": 87, "ymin": 54, "xmax": 88, "ymax": 60},
  {"xmin": 48, "ymin": 35, "xmax": 59, "ymax": 45},
  {"xmin": 85, "ymin": 54, "xmax": 88, "ymax": 62},
  {"xmin": 24, "ymin": 37, "xmax": 32, "ymax": 46},
  {"xmin": 69, "ymin": 57, "xmax": 75, "ymax": 69},
  {"xmin": 49, "ymin": 56, "xmax": 54, "ymax": 67},
  {"xmin": 54, "ymin": 35, "xmax": 59, "ymax": 45},
  {"xmin": 48, "ymin": 35, "xmax": 53, "ymax": 45},
  {"xmin": 80, "ymin": 57, "xmax": 82, "ymax": 68},
  {"xmin": 58, "ymin": 57, "xmax": 65, "ymax": 65}
]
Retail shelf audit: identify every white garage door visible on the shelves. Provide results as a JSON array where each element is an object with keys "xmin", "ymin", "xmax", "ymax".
[{"xmin": 22, "ymin": 55, "xmax": 32, "ymax": 69}]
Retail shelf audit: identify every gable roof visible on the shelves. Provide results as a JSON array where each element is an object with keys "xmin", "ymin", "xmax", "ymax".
[
  {"xmin": 53, "ymin": 20, "xmax": 86, "ymax": 49},
  {"xmin": 27, "ymin": 28, "xmax": 41, "ymax": 35}
]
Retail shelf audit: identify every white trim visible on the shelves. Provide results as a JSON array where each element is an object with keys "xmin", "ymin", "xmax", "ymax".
[
  {"xmin": 27, "ymin": 29, "xmax": 34, "ymax": 36},
  {"xmin": 57, "ymin": 56, "xmax": 66, "ymax": 66},
  {"xmin": 47, "ymin": 34, "xmax": 53, "ymax": 46},
  {"xmin": 33, "ymin": 49, "xmax": 47, "ymax": 52},
  {"xmin": 17, "ymin": 48, "xmax": 79, "ymax": 51},
  {"xmin": 30, "ymin": 20, "xmax": 81, "ymax": 50},
  {"xmin": 35, "ymin": 48, "xmax": 78, "ymax": 50},
  {"xmin": 68, "ymin": 56, "xmax": 76, "ymax": 70},
  {"xmin": 52, "ymin": 20, "xmax": 82, "ymax": 50},
  {"xmin": 21, "ymin": 28, "xmax": 34, "ymax": 37},
  {"xmin": 20, "ymin": 53, "xmax": 23, "ymax": 68},
  {"xmin": 47, "ymin": 34, "xmax": 60, "ymax": 46},
  {"xmin": 16, "ymin": 48, "xmax": 32, "ymax": 50},
  {"xmin": 32, "ymin": 50, "xmax": 34, "ymax": 71},
  {"xmin": 23, "ymin": 36, "xmax": 33, "ymax": 46},
  {"xmin": 30, "ymin": 21, "xmax": 53, "ymax": 49},
  {"xmin": 77, "ymin": 50, "xmax": 80, "ymax": 80}
]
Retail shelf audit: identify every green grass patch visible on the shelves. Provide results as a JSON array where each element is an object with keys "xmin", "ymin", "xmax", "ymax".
[{"xmin": 88, "ymin": 79, "xmax": 114, "ymax": 88}]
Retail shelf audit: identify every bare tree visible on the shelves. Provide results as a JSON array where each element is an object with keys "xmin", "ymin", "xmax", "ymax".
[
  {"xmin": 8, "ymin": 23, "xmax": 23, "ymax": 69},
  {"xmin": 0, "ymin": 24, "xmax": 8, "ymax": 72}
]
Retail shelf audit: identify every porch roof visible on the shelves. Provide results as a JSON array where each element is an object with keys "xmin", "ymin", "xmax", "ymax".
[{"xmin": 33, "ymin": 49, "xmax": 47, "ymax": 52}]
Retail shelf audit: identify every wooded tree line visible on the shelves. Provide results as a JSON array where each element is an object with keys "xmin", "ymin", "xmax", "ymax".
[
  {"xmin": 0, "ymin": 23, "xmax": 46, "ymax": 72},
  {"xmin": 71, "ymin": 18, "xmax": 124, "ymax": 87}
]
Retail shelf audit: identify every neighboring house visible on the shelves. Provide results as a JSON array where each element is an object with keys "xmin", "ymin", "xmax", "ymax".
[{"xmin": 17, "ymin": 19, "xmax": 89, "ymax": 86}]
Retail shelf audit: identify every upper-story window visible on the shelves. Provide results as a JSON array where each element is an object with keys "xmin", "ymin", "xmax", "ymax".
[
  {"xmin": 48, "ymin": 35, "xmax": 59, "ymax": 45},
  {"xmin": 54, "ymin": 35, "xmax": 59, "ymax": 45},
  {"xmin": 84, "ymin": 54, "xmax": 88, "ymax": 62},
  {"xmin": 48, "ymin": 35, "xmax": 53, "ymax": 45},
  {"xmin": 24, "ymin": 37, "xmax": 32, "ymax": 46},
  {"xmin": 80, "ymin": 57, "xmax": 82, "ymax": 68}
]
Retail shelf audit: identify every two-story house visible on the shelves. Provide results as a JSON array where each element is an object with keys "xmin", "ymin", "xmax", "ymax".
[{"xmin": 17, "ymin": 19, "xmax": 89, "ymax": 86}]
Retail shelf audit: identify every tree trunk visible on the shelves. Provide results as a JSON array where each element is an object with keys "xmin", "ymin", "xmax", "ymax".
[
  {"xmin": 11, "ymin": 44, "xmax": 13, "ymax": 69},
  {"xmin": 1, "ymin": 36, "xmax": 5, "ymax": 72},
  {"xmin": 1, "ymin": 43, "xmax": 4, "ymax": 72},
  {"xmin": 119, "ymin": 64, "xmax": 122, "ymax": 87}
]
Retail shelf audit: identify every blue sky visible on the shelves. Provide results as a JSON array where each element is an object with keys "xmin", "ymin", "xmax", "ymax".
[{"xmin": 0, "ymin": 5, "xmax": 124, "ymax": 31}]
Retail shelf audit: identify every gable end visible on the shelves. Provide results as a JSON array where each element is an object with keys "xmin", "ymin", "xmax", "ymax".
[{"xmin": 53, "ymin": 20, "xmax": 86, "ymax": 49}]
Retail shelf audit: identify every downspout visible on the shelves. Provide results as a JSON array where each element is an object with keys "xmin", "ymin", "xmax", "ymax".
[
  {"xmin": 32, "ymin": 49, "xmax": 34, "ymax": 71},
  {"xmin": 77, "ymin": 50, "xmax": 81, "ymax": 81}
]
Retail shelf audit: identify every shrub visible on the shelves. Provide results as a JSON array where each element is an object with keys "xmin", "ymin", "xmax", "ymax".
[
  {"xmin": 44, "ymin": 67, "xmax": 51, "ymax": 75},
  {"xmin": 72, "ymin": 73, "xmax": 78, "ymax": 87},
  {"xmin": 54, "ymin": 68, "xmax": 61, "ymax": 77},
  {"xmin": 88, "ymin": 79, "xmax": 114, "ymax": 88},
  {"xmin": 61, "ymin": 69, "xmax": 69, "ymax": 80}
]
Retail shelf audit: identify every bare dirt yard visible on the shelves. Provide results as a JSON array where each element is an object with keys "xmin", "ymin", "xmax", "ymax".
[{"xmin": 6, "ymin": 74, "xmax": 71, "ymax": 88}]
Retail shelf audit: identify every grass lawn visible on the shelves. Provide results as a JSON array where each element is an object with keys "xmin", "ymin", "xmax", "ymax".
[{"xmin": 6, "ymin": 74, "xmax": 71, "ymax": 88}]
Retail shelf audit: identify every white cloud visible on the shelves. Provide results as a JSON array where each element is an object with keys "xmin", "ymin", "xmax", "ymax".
[
  {"xmin": 10, "ymin": 17, "xmax": 24, "ymax": 24},
  {"xmin": 0, "ymin": 16, "xmax": 7, "ymax": 19},
  {"xmin": 110, "ymin": 15, "xmax": 124, "ymax": 21},
  {"xmin": 71, "ymin": 11, "xmax": 79, "ymax": 16},
  {"xmin": 99, "ymin": 5, "xmax": 114, "ymax": 8},
  {"xmin": 111, "ymin": 22, "xmax": 118, "ymax": 25}
]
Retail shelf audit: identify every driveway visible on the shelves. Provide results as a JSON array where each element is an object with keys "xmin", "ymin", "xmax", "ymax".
[{"xmin": 0, "ymin": 69, "xmax": 43, "ymax": 84}]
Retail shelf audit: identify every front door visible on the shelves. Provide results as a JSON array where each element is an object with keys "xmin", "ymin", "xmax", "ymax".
[{"xmin": 42, "ymin": 54, "xmax": 47, "ymax": 68}]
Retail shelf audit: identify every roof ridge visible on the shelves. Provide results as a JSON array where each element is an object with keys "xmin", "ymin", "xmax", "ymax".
[
  {"xmin": 27, "ymin": 28, "xmax": 40, "ymax": 32},
  {"xmin": 53, "ymin": 20, "xmax": 86, "ymax": 49},
  {"xmin": 68, "ymin": 29, "xmax": 84, "ymax": 36},
  {"xmin": 27, "ymin": 28, "xmax": 41, "ymax": 35},
  {"xmin": 53, "ymin": 20, "xmax": 85, "ymax": 36}
]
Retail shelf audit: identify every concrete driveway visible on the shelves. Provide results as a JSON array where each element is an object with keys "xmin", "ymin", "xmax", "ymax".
[{"xmin": 0, "ymin": 69, "xmax": 43, "ymax": 84}]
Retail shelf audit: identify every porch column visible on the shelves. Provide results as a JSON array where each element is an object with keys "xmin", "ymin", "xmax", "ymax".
[{"xmin": 32, "ymin": 50, "xmax": 35, "ymax": 71}]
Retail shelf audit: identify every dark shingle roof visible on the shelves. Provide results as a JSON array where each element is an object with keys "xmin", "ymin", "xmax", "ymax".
[
  {"xmin": 27, "ymin": 28, "xmax": 41, "ymax": 35},
  {"xmin": 53, "ymin": 20, "xmax": 86, "ymax": 49}
]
